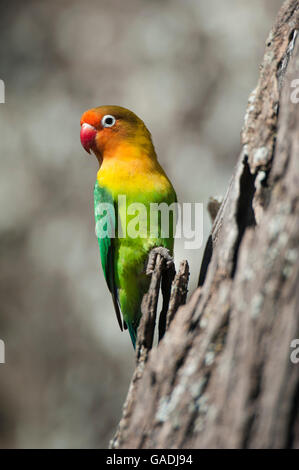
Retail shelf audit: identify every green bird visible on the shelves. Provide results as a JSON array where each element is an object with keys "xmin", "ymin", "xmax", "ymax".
[{"xmin": 80, "ymin": 106, "xmax": 177, "ymax": 348}]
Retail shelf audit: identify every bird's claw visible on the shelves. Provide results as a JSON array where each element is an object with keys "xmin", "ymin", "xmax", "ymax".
[{"xmin": 146, "ymin": 247, "xmax": 174, "ymax": 275}]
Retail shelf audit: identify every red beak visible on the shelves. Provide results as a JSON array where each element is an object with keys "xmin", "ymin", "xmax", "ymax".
[{"xmin": 80, "ymin": 123, "xmax": 97, "ymax": 154}]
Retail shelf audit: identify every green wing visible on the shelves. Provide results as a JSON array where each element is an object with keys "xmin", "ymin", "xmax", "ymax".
[{"xmin": 94, "ymin": 181, "xmax": 123, "ymax": 331}]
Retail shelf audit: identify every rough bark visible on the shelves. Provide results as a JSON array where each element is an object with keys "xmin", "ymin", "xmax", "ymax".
[{"xmin": 110, "ymin": 0, "xmax": 299, "ymax": 449}]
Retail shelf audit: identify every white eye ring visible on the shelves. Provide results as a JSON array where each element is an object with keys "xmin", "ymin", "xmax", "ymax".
[{"xmin": 101, "ymin": 114, "xmax": 116, "ymax": 128}]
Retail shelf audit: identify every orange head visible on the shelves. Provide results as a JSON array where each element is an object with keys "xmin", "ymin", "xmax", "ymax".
[{"xmin": 80, "ymin": 105, "xmax": 155, "ymax": 164}]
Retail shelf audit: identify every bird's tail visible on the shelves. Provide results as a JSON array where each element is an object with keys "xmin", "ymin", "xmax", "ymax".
[{"xmin": 127, "ymin": 322, "xmax": 137, "ymax": 349}]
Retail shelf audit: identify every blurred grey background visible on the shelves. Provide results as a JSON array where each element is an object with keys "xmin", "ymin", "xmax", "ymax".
[{"xmin": 0, "ymin": 0, "xmax": 282, "ymax": 448}]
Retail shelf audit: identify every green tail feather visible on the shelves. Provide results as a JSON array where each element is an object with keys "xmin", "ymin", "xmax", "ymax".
[{"xmin": 127, "ymin": 322, "xmax": 137, "ymax": 349}]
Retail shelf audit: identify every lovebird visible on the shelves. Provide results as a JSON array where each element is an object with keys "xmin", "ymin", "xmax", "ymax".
[{"xmin": 80, "ymin": 106, "xmax": 177, "ymax": 348}]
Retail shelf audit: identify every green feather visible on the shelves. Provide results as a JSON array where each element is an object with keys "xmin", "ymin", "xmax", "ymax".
[
  {"xmin": 94, "ymin": 181, "xmax": 123, "ymax": 332},
  {"xmin": 94, "ymin": 180, "xmax": 177, "ymax": 349}
]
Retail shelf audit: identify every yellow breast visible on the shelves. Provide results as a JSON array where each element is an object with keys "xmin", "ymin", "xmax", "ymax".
[{"xmin": 97, "ymin": 143, "xmax": 170, "ymax": 198}]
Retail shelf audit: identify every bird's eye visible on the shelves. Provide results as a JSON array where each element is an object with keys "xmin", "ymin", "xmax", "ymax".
[{"xmin": 101, "ymin": 115, "xmax": 116, "ymax": 128}]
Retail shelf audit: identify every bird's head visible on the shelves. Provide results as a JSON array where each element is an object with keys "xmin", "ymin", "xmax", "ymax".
[{"xmin": 80, "ymin": 105, "xmax": 154, "ymax": 165}]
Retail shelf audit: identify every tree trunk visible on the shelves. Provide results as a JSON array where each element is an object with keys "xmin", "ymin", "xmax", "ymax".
[{"xmin": 110, "ymin": 0, "xmax": 299, "ymax": 449}]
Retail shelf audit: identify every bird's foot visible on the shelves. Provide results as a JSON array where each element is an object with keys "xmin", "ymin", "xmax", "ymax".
[{"xmin": 146, "ymin": 247, "xmax": 174, "ymax": 275}]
